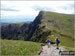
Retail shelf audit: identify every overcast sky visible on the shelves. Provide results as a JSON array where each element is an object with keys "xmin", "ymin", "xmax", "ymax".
[{"xmin": 1, "ymin": 1, "xmax": 74, "ymax": 23}]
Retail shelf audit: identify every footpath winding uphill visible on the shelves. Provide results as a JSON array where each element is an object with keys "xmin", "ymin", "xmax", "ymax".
[{"xmin": 39, "ymin": 45, "xmax": 64, "ymax": 56}]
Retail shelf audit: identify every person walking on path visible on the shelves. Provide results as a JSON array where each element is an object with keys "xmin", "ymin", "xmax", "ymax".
[
  {"xmin": 56, "ymin": 38, "xmax": 60, "ymax": 49},
  {"xmin": 46, "ymin": 39, "xmax": 51, "ymax": 48}
]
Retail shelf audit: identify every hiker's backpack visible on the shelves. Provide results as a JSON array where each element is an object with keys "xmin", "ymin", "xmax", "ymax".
[{"xmin": 58, "ymin": 40, "xmax": 60, "ymax": 44}]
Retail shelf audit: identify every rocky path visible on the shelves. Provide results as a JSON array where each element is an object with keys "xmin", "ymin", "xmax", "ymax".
[{"xmin": 39, "ymin": 45, "xmax": 64, "ymax": 56}]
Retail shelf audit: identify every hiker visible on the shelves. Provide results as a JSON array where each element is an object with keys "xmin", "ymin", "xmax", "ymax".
[
  {"xmin": 46, "ymin": 40, "xmax": 51, "ymax": 48},
  {"xmin": 56, "ymin": 38, "xmax": 60, "ymax": 49}
]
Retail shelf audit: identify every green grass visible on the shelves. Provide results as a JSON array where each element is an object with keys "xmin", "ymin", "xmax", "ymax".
[
  {"xmin": 47, "ymin": 33, "xmax": 74, "ymax": 51},
  {"xmin": 31, "ymin": 11, "xmax": 74, "ymax": 50},
  {"xmin": 0, "ymin": 39, "xmax": 41, "ymax": 55},
  {"xmin": 64, "ymin": 46, "xmax": 75, "ymax": 51},
  {"xmin": 40, "ymin": 11, "xmax": 74, "ymax": 50},
  {"xmin": 59, "ymin": 36, "xmax": 74, "ymax": 48}
]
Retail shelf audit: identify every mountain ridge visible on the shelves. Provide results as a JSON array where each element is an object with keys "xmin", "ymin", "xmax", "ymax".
[{"xmin": 1, "ymin": 11, "xmax": 74, "ymax": 48}]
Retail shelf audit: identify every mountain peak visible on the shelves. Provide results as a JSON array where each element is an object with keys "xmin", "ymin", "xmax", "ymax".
[{"xmin": 1, "ymin": 11, "xmax": 74, "ymax": 47}]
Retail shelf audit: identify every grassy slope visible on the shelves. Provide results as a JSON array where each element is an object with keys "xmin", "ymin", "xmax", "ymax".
[
  {"xmin": 43, "ymin": 11, "xmax": 74, "ymax": 49},
  {"xmin": 31, "ymin": 11, "xmax": 74, "ymax": 50},
  {"xmin": 1, "ymin": 11, "xmax": 74, "ymax": 52},
  {"xmin": 42, "ymin": 11, "xmax": 74, "ymax": 37},
  {"xmin": 43, "ymin": 11, "xmax": 74, "ymax": 50},
  {"xmin": 0, "ymin": 39, "xmax": 41, "ymax": 55}
]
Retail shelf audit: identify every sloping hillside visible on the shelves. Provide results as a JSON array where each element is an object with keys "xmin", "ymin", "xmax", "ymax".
[
  {"xmin": 1, "ymin": 39, "xmax": 41, "ymax": 55},
  {"xmin": 28, "ymin": 11, "xmax": 74, "ymax": 47},
  {"xmin": 1, "ymin": 22, "xmax": 30, "ymax": 40},
  {"xmin": 1, "ymin": 11, "xmax": 74, "ymax": 48}
]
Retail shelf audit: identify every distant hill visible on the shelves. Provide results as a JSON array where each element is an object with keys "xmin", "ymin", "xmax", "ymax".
[
  {"xmin": 1, "ymin": 22, "xmax": 31, "ymax": 26},
  {"xmin": 0, "ymin": 23, "xmax": 11, "ymax": 26},
  {"xmin": 1, "ymin": 11, "xmax": 74, "ymax": 48},
  {"xmin": 1, "ymin": 22, "xmax": 31, "ymax": 40}
]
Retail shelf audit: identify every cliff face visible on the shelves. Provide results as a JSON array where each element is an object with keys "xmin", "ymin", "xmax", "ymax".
[
  {"xmin": 28, "ymin": 11, "xmax": 74, "ymax": 43},
  {"xmin": 1, "ymin": 11, "xmax": 74, "ymax": 47}
]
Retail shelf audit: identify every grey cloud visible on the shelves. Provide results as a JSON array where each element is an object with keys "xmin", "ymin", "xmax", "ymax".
[
  {"xmin": 1, "ymin": 8, "xmax": 19, "ymax": 11},
  {"xmin": 32, "ymin": 5, "xmax": 55, "ymax": 11},
  {"xmin": 1, "ymin": 5, "xmax": 19, "ymax": 11},
  {"xmin": 59, "ymin": 3, "xmax": 74, "ymax": 10}
]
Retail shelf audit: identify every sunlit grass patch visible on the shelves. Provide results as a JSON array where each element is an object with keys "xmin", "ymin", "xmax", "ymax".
[{"xmin": 1, "ymin": 39, "xmax": 41, "ymax": 55}]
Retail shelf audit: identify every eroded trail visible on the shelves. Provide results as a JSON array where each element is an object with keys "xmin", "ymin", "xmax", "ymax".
[{"xmin": 39, "ymin": 45, "xmax": 64, "ymax": 56}]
